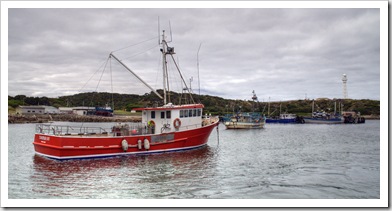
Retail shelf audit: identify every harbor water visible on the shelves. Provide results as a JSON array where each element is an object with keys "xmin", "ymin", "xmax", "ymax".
[{"xmin": 7, "ymin": 120, "xmax": 380, "ymax": 201}]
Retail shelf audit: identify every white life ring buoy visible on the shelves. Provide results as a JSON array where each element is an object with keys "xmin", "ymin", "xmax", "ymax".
[
  {"xmin": 137, "ymin": 139, "xmax": 142, "ymax": 150},
  {"xmin": 144, "ymin": 138, "xmax": 150, "ymax": 150},
  {"xmin": 121, "ymin": 139, "xmax": 128, "ymax": 152},
  {"xmin": 173, "ymin": 118, "xmax": 181, "ymax": 129}
]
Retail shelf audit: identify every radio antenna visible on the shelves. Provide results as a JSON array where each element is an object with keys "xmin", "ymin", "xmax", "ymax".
[
  {"xmin": 197, "ymin": 43, "xmax": 202, "ymax": 96},
  {"xmin": 168, "ymin": 20, "xmax": 173, "ymax": 43},
  {"xmin": 158, "ymin": 16, "xmax": 161, "ymax": 44}
]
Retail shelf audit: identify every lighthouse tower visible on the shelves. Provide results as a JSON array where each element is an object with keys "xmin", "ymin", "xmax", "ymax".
[{"xmin": 342, "ymin": 74, "xmax": 348, "ymax": 99}]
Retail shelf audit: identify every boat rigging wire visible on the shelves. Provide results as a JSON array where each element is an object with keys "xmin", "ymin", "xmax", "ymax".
[
  {"xmin": 120, "ymin": 44, "xmax": 159, "ymax": 61},
  {"xmin": 89, "ymin": 55, "xmax": 110, "ymax": 108},
  {"xmin": 110, "ymin": 57, "xmax": 114, "ymax": 110},
  {"xmin": 75, "ymin": 56, "xmax": 112, "ymax": 111},
  {"xmin": 169, "ymin": 54, "xmax": 194, "ymax": 104},
  {"xmin": 111, "ymin": 36, "xmax": 158, "ymax": 53},
  {"xmin": 78, "ymin": 57, "xmax": 110, "ymax": 93},
  {"xmin": 79, "ymin": 36, "xmax": 158, "ymax": 95},
  {"xmin": 94, "ymin": 57, "xmax": 109, "ymax": 93}
]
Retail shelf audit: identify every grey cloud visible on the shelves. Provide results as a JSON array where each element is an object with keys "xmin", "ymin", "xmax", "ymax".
[{"xmin": 8, "ymin": 8, "xmax": 381, "ymax": 101}]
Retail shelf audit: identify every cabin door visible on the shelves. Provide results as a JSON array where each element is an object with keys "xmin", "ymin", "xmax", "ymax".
[{"xmin": 148, "ymin": 120, "xmax": 155, "ymax": 134}]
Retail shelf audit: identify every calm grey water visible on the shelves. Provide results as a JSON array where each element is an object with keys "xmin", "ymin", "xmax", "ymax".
[{"xmin": 8, "ymin": 121, "xmax": 380, "ymax": 199}]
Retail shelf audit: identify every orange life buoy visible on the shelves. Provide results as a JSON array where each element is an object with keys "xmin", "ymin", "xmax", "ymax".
[{"xmin": 173, "ymin": 118, "xmax": 181, "ymax": 129}]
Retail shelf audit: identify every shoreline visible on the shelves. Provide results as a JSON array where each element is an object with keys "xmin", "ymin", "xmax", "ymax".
[
  {"xmin": 8, "ymin": 114, "xmax": 379, "ymax": 124},
  {"xmin": 361, "ymin": 115, "xmax": 380, "ymax": 120}
]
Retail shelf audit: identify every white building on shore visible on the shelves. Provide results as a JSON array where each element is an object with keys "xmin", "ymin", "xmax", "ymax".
[
  {"xmin": 16, "ymin": 106, "xmax": 59, "ymax": 115},
  {"xmin": 17, "ymin": 106, "xmax": 97, "ymax": 116}
]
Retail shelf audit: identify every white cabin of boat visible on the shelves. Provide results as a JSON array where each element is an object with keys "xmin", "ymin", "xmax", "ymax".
[
  {"xmin": 134, "ymin": 103, "xmax": 204, "ymax": 134},
  {"xmin": 109, "ymin": 29, "xmax": 215, "ymax": 135}
]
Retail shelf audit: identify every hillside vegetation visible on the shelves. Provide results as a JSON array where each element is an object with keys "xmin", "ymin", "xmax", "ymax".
[{"xmin": 8, "ymin": 91, "xmax": 380, "ymax": 116}]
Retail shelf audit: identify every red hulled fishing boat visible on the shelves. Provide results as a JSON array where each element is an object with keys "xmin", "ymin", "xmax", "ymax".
[{"xmin": 33, "ymin": 30, "xmax": 219, "ymax": 160}]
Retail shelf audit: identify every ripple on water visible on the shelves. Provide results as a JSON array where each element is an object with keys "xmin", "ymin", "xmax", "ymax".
[{"xmin": 8, "ymin": 121, "xmax": 380, "ymax": 199}]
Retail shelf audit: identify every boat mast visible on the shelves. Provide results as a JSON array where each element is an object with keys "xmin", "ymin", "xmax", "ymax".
[
  {"xmin": 251, "ymin": 90, "xmax": 258, "ymax": 112},
  {"xmin": 279, "ymin": 103, "xmax": 282, "ymax": 115},
  {"xmin": 312, "ymin": 100, "xmax": 315, "ymax": 115},
  {"xmin": 268, "ymin": 97, "xmax": 270, "ymax": 117},
  {"xmin": 161, "ymin": 29, "xmax": 195, "ymax": 105},
  {"xmin": 161, "ymin": 30, "xmax": 169, "ymax": 105}
]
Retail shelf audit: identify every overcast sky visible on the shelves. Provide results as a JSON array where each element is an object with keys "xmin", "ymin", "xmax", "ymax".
[{"xmin": 6, "ymin": 3, "xmax": 382, "ymax": 102}]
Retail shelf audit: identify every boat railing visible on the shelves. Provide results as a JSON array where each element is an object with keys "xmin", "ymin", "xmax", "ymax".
[
  {"xmin": 35, "ymin": 124, "xmax": 109, "ymax": 136},
  {"xmin": 35, "ymin": 122, "xmax": 150, "ymax": 136},
  {"xmin": 35, "ymin": 118, "xmax": 217, "ymax": 136}
]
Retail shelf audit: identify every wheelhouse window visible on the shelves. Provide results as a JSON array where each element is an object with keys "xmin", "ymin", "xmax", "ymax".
[
  {"xmin": 151, "ymin": 111, "xmax": 155, "ymax": 119},
  {"xmin": 189, "ymin": 109, "xmax": 192, "ymax": 117},
  {"xmin": 166, "ymin": 111, "xmax": 171, "ymax": 119},
  {"xmin": 180, "ymin": 110, "xmax": 184, "ymax": 118},
  {"xmin": 161, "ymin": 111, "xmax": 165, "ymax": 119},
  {"xmin": 193, "ymin": 109, "xmax": 196, "ymax": 117},
  {"xmin": 197, "ymin": 109, "xmax": 201, "ymax": 116},
  {"xmin": 184, "ymin": 109, "xmax": 189, "ymax": 117}
]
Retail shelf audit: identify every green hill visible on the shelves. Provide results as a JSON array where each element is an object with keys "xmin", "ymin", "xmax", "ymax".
[{"xmin": 8, "ymin": 91, "xmax": 380, "ymax": 116}]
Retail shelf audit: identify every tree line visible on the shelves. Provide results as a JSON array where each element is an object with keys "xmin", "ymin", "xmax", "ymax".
[{"xmin": 8, "ymin": 91, "xmax": 380, "ymax": 116}]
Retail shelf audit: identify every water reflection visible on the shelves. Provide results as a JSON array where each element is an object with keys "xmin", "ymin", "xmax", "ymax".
[
  {"xmin": 31, "ymin": 146, "xmax": 219, "ymax": 198},
  {"xmin": 33, "ymin": 146, "xmax": 217, "ymax": 171}
]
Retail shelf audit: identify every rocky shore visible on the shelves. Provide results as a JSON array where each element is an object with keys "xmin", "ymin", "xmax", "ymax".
[{"xmin": 8, "ymin": 114, "xmax": 142, "ymax": 124}]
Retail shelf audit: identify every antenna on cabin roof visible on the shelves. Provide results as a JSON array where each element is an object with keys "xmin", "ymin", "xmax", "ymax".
[
  {"xmin": 158, "ymin": 16, "xmax": 161, "ymax": 44},
  {"xmin": 197, "ymin": 43, "xmax": 202, "ymax": 96},
  {"xmin": 168, "ymin": 20, "xmax": 173, "ymax": 43}
]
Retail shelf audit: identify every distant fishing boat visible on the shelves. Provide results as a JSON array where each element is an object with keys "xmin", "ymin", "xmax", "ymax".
[
  {"xmin": 224, "ymin": 91, "xmax": 266, "ymax": 129},
  {"xmin": 266, "ymin": 113, "xmax": 304, "ymax": 124},
  {"xmin": 265, "ymin": 101, "xmax": 304, "ymax": 124},
  {"xmin": 224, "ymin": 112, "xmax": 266, "ymax": 129},
  {"xmin": 303, "ymin": 115, "xmax": 344, "ymax": 124},
  {"xmin": 88, "ymin": 104, "xmax": 113, "ymax": 117},
  {"xmin": 33, "ymin": 29, "xmax": 219, "ymax": 160},
  {"xmin": 303, "ymin": 101, "xmax": 344, "ymax": 124}
]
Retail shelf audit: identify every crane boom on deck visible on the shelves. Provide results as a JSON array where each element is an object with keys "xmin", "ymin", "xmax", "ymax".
[{"xmin": 109, "ymin": 52, "xmax": 163, "ymax": 100}]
